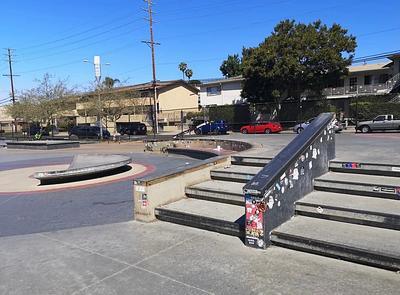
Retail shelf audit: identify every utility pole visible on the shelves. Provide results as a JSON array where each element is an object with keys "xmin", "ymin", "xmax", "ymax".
[
  {"xmin": 142, "ymin": 0, "xmax": 160, "ymax": 136},
  {"xmin": 3, "ymin": 48, "xmax": 20, "ymax": 137}
]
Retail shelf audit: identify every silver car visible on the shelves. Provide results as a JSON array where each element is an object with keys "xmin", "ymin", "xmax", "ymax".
[{"xmin": 294, "ymin": 118, "xmax": 342, "ymax": 134}]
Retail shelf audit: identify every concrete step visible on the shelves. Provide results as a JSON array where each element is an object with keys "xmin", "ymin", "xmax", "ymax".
[
  {"xmin": 314, "ymin": 172, "xmax": 400, "ymax": 200},
  {"xmin": 231, "ymin": 155, "xmax": 272, "ymax": 167},
  {"xmin": 271, "ymin": 216, "xmax": 400, "ymax": 271},
  {"xmin": 296, "ymin": 191, "xmax": 400, "ymax": 230},
  {"xmin": 330, "ymin": 161, "xmax": 400, "ymax": 177},
  {"xmin": 185, "ymin": 180, "xmax": 244, "ymax": 206},
  {"xmin": 155, "ymin": 198, "xmax": 244, "ymax": 237},
  {"xmin": 210, "ymin": 165, "xmax": 261, "ymax": 183}
]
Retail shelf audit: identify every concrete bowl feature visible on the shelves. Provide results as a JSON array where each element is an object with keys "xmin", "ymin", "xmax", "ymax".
[
  {"xmin": 6, "ymin": 140, "xmax": 80, "ymax": 150},
  {"xmin": 33, "ymin": 154, "xmax": 132, "ymax": 185}
]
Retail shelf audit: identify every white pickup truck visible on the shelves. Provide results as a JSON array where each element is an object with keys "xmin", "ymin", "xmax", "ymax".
[{"xmin": 356, "ymin": 114, "xmax": 400, "ymax": 133}]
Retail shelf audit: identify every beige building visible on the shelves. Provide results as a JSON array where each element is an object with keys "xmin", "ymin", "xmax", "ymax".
[
  {"xmin": 323, "ymin": 54, "xmax": 400, "ymax": 98},
  {"xmin": 75, "ymin": 80, "xmax": 200, "ymax": 133},
  {"xmin": 0, "ymin": 106, "xmax": 14, "ymax": 133}
]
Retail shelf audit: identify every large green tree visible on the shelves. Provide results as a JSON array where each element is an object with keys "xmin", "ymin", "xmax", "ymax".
[
  {"xmin": 241, "ymin": 19, "xmax": 357, "ymax": 105},
  {"xmin": 220, "ymin": 54, "xmax": 243, "ymax": 78}
]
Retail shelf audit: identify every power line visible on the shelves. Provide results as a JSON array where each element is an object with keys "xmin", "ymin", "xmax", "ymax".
[
  {"xmin": 18, "ymin": 42, "xmax": 137, "ymax": 75},
  {"xmin": 353, "ymin": 50, "xmax": 400, "ymax": 63},
  {"xmin": 19, "ymin": 26, "xmax": 145, "ymax": 63},
  {"xmin": 19, "ymin": 19, "xmax": 142, "ymax": 58},
  {"xmin": 18, "ymin": 12, "xmax": 138, "ymax": 51}
]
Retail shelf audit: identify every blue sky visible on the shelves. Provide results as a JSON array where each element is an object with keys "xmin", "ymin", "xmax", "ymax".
[{"xmin": 0, "ymin": 0, "xmax": 399, "ymax": 101}]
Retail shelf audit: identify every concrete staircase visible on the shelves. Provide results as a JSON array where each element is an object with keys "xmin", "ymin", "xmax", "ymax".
[
  {"xmin": 271, "ymin": 161, "xmax": 400, "ymax": 270},
  {"xmin": 155, "ymin": 154, "xmax": 400, "ymax": 270},
  {"xmin": 155, "ymin": 155, "xmax": 269, "ymax": 237}
]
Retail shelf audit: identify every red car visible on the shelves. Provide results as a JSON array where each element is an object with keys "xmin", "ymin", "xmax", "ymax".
[{"xmin": 240, "ymin": 122, "xmax": 282, "ymax": 134}]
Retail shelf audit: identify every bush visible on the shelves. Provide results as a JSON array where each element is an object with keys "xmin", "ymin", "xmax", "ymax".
[
  {"xmin": 350, "ymin": 102, "xmax": 400, "ymax": 120},
  {"xmin": 208, "ymin": 104, "xmax": 251, "ymax": 130}
]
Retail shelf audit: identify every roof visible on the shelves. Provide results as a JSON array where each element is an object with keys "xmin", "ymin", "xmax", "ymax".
[
  {"xmin": 348, "ymin": 62, "xmax": 392, "ymax": 73},
  {"xmin": 112, "ymin": 80, "xmax": 199, "ymax": 93},
  {"xmin": 201, "ymin": 76, "xmax": 244, "ymax": 86}
]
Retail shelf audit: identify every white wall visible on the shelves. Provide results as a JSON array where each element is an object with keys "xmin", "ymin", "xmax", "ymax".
[{"xmin": 199, "ymin": 80, "xmax": 245, "ymax": 106}]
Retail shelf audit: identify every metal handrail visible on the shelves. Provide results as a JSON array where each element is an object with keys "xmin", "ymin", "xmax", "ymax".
[{"xmin": 243, "ymin": 113, "xmax": 334, "ymax": 196}]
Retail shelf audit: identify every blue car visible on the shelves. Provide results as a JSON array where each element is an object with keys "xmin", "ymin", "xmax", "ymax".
[{"xmin": 194, "ymin": 120, "xmax": 228, "ymax": 135}]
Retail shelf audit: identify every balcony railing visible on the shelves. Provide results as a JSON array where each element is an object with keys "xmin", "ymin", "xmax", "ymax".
[{"xmin": 323, "ymin": 74, "xmax": 400, "ymax": 97}]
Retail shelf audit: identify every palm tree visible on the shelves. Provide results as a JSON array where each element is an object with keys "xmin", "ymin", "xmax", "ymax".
[
  {"xmin": 185, "ymin": 69, "xmax": 193, "ymax": 80},
  {"xmin": 103, "ymin": 77, "xmax": 120, "ymax": 89},
  {"xmin": 178, "ymin": 62, "xmax": 187, "ymax": 80}
]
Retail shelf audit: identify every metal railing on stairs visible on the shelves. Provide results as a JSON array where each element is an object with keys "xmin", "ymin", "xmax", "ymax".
[
  {"xmin": 242, "ymin": 113, "xmax": 335, "ymax": 249},
  {"xmin": 388, "ymin": 73, "xmax": 400, "ymax": 93}
]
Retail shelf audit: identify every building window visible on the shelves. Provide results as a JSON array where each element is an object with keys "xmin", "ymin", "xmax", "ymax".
[
  {"xmin": 349, "ymin": 77, "xmax": 357, "ymax": 92},
  {"xmin": 206, "ymin": 86, "xmax": 221, "ymax": 96},
  {"xmin": 364, "ymin": 75, "xmax": 371, "ymax": 85}
]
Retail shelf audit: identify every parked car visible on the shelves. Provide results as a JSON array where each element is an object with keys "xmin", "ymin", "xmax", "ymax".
[
  {"xmin": 194, "ymin": 120, "xmax": 229, "ymax": 135},
  {"xmin": 294, "ymin": 118, "xmax": 343, "ymax": 134},
  {"xmin": 240, "ymin": 122, "xmax": 282, "ymax": 134},
  {"xmin": 117, "ymin": 122, "xmax": 147, "ymax": 135},
  {"xmin": 356, "ymin": 114, "xmax": 400, "ymax": 133},
  {"xmin": 68, "ymin": 125, "xmax": 110, "ymax": 139}
]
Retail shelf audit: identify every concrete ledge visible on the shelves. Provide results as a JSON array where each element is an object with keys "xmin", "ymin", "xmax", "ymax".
[
  {"xmin": 6, "ymin": 140, "xmax": 79, "ymax": 150},
  {"xmin": 133, "ymin": 156, "xmax": 231, "ymax": 222},
  {"xmin": 34, "ymin": 154, "xmax": 131, "ymax": 184},
  {"xmin": 144, "ymin": 138, "xmax": 254, "ymax": 154}
]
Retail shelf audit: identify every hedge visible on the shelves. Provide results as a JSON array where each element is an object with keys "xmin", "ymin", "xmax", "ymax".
[{"xmin": 350, "ymin": 102, "xmax": 400, "ymax": 120}]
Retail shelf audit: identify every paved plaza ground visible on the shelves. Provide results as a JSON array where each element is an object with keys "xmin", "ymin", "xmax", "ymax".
[{"xmin": 1, "ymin": 132, "xmax": 400, "ymax": 294}]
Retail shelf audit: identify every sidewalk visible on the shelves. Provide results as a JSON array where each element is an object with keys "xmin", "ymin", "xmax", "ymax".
[{"xmin": 1, "ymin": 221, "xmax": 399, "ymax": 295}]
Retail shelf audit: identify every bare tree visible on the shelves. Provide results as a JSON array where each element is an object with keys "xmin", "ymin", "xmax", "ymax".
[{"xmin": 6, "ymin": 73, "xmax": 74, "ymax": 136}]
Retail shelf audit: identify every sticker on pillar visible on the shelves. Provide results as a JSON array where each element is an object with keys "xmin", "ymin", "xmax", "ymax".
[
  {"xmin": 292, "ymin": 168, "xmax": 299, "ymax": 180},
  {"xmin": 300, "ymin": 167, "xmax": 305, "ymax": 176},
  {"xmin": 140, "ymin": 194, "xmax": 149, "ymax": 207},
  {"xmin": 245, "ymin": 195, "xmax": 264, "ymax": 248},
  {"xmin": 312, "ymin": 148, "xmax": 317, "ymax": 159},
  {"xmin": 309, "ymin": 161, "xmax": 313, "ymax": 169},
  {"xmin": 289, "ymin": 180, "xmax": 294, "ymax": 189},
  {"xmin": 135, "ymin": 185, "xmax": 146, "ymax": 193}
]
